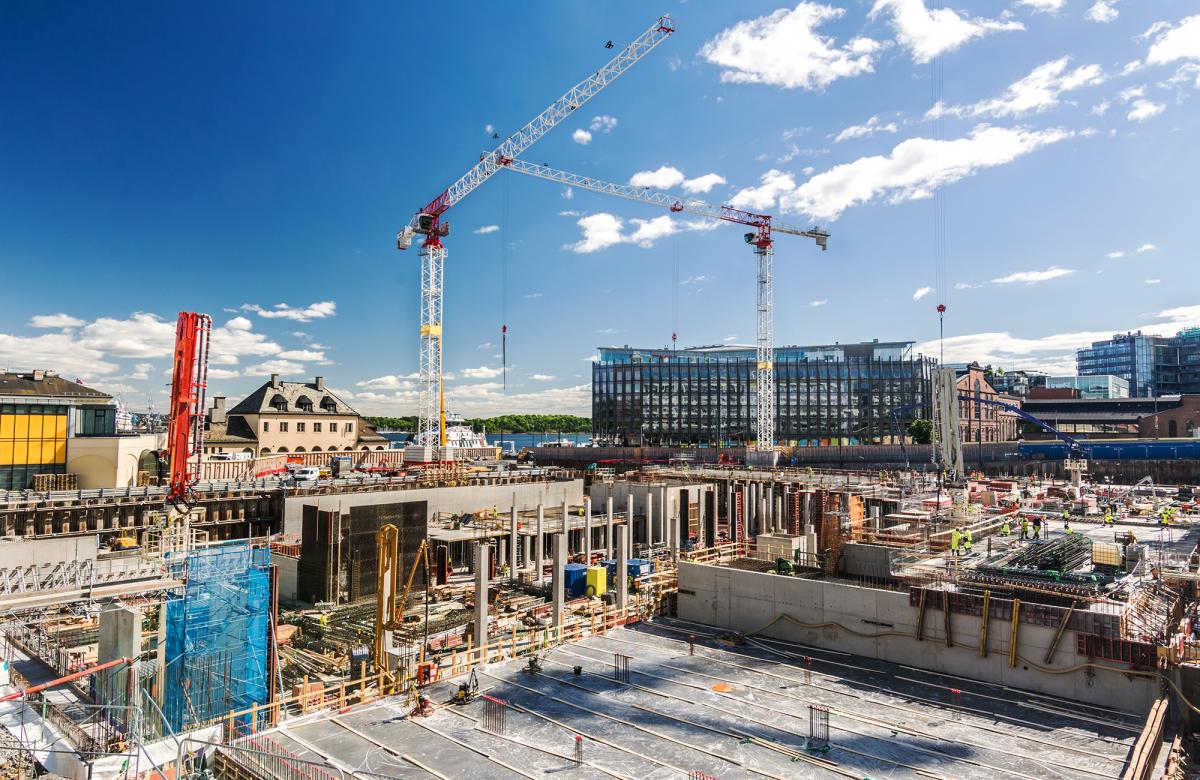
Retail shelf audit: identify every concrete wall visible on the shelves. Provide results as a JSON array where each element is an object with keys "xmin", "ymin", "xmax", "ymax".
[
  {"xmin": 677, "ymin": 561, "xmax": 1158, "ymax": 713},
  {"xmin": 67, "ymin": 433, "xmax": 164, "ymax": 489},
  {"xmin": 282, "ymin": 478, "xmax": 583, "ymax": 535},
  {"xmin": 274, "ymin": 554, "xmax": 300, "ymax": 605},
  {"xmin": 0, "ymin": 536, "xmax": 98, "ymax": 569}
]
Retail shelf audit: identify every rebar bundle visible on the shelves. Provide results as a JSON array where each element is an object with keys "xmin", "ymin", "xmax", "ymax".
[{"xmin": 1004, "ymin": 536, "xmax": 1092, "ymax": 572}]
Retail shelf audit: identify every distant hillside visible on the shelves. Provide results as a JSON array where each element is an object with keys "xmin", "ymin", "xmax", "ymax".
[{"xmin": 365, "ymin": 414, "xmax": 591, "ymax": 433}]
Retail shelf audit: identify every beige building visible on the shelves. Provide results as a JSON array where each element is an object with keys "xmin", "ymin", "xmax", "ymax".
[{"xmin": 204, "ymin": 374, "xmax": 388, "ymax": 456}]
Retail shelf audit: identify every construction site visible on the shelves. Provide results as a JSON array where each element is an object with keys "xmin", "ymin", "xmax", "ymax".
[{"xmin": 4, "ymin": 12, "xmax": 1200, "ymax": 780}]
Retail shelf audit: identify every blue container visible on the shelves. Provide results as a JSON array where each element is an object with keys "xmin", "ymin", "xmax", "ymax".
[
  {"xmin": 601, "ymin": 559, "xmax": 618, "ymax": 585},
  {"xmin": 564, "ymin": 563, "xmax": 589, "ymax": 598},
  {"xmin": 627, "ymin": 558, "xmax": 653, "ymax": 580}
]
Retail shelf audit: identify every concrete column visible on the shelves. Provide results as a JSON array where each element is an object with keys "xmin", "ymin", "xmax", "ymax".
[
  {"xmin": 509, "ymin": 507, "xmax": 519, "ymax": 580},
  {"xmin": 615, "ymin": 524, "xmax": 629, "ymax": 610},
  {"xmin": 551, "ymin": 533, "xmax": 566, "ymax": 629},
  {"xmin": 645, "ymin": 489, "xmax": 654, "ymax": 549},
  {"xmin": 523, "ymin": 534, "xmax": 532, "ymax": 570},
  {"xmin": 697, "ymin": 487, "xmax": 706, "ymax": 547},
  {"xmin": 775, "ymin": 496, "xmax": 783, "ymax": 533},
  {"xmin": 584, "ymin": 497, "xmax": 593, "ymax": 563},
  {"xmin": 562, "ymin": 499, "xmax": 570, "ymax": 553},
  {"xmin": 536, "ymin": 504, "xmax": 545, "ymax": 583},
  {"xmin": 626, "ymin": 494, "xmax": 634, "ymax": 554},
  {"xmin": 606, "ymin": 496, "xmax": 614, "ymax": 558},
  {"xmin": 726, "ymin": 481, "xmax": 734, "ymax": 541},
  {"xmin": 98, "ymin": 606, "xmax": 139, "ymax": 711},
  {"xmin": 474, "ymin": 543, "xmax": 490, "ymax": 663},
  {"xmin": 498, "ymin": 532, "xmax": 507, "ymax": 568},
  {"xmin": 659, "ymin": 485, "xmax": 669, "ymax": 548},
  {"xmin": 669, "ymin": 490, "xmax": 679, "ymax": 557}
]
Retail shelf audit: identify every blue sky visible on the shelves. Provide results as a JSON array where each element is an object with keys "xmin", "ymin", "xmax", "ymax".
[{"xmin": 2, "ymin": 1, "xmax": 1197, "ymax": 416}]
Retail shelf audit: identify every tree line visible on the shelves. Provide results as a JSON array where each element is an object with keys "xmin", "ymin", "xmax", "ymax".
[{"xmin": 365, "ymin": 414, "xmax": 591, "ymax": 433}]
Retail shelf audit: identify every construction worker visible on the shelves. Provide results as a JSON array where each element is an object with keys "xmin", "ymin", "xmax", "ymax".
[
  {"xmin": 1160, "ymin": 507, "xmax": 1171, "ymax": 526},
  {"xmin": 1001, "ymin": 518, "xmax": 1011, "ymax": 537},
  {"xmin": 1064, "ymin": 521, "xmax": 1075, "ymax": 536},
  {"xmin": 1032, "ymin": 518, "xmax": 1042, "ymax": 541},
  {"xmin": 950, "ymin": 527, "xmax": 962, "ymax": 557},
  {"xmin": 1062, "ymin": 508, "xmax": 1071, "ymax": 528},
  {"xmin": 963, "ymin": 528, "xmax": 973, "ymax": 555},
  {"xmin": 1104, "ymin": 507, "xmax": 1114, "ymax": 526},
  {"xmin": 1019, "ymin": 516, "xmax": 1029, "ymax": 541}
]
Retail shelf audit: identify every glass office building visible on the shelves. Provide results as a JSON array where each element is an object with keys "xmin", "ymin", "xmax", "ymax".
[
  {"xmin": 1076, "ymin": 331, "xmax": 1178, "ymax": 397},
  {"xmin": 1044, "ymin": 375, "xmax": 1129, "ymax": 399},
  {"xmin": 591, "ymin": 341, "xmax": 934, "ymax": 446}
]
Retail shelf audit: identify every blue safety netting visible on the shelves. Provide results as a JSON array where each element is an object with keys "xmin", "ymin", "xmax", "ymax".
[{"xmin": 161, "ymin": 542, "xmax": 270, "ymax": 733}]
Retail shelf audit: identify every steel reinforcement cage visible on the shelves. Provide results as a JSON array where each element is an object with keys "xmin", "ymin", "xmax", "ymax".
[{"xmin": 161, "ymin": 542, "xmax": 271, "ymax": 733}]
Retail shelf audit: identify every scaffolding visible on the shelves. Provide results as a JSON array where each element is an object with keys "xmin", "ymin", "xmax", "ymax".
[{"xmin": 160, "ymin": 542, "xmax": 270, "ymax": 733}]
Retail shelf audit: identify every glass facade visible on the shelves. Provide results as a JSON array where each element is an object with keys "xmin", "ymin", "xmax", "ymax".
[
  {"xmin": 0, "ymin": 404, "xmax": 69, "ymax": 490},
  {"xmin": 592, "ymin": 347, "xmax": 934, "ymax": 446},
  {"xmin": 1178, "ymin": 328, "xmax": 1200, "ymax": 395},
  {"xmin": 1076, "ymin": 332, "xmax": 1177, "ymax": 397},
  {"xmin": 1044, "ymin": 375, "xmax": 1129, "ymax": 399}
]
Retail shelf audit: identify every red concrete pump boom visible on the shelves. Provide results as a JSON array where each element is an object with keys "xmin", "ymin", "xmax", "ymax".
[{"xmin": 166, "ymin": 312, "xmax": 211, "ymax": 508}]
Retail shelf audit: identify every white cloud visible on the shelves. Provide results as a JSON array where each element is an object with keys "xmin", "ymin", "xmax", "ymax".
[
  {"xmin": 1016, "ymin": 0, "xmax": 1065, "ymax": 12},
  {"xmin": 1146, "ymin": 15, "xmax": 1200, "ymax": 65},
  {"xmin": 561, "ymin": 187, "xmax": 574, "ymax": 200},
  {"xmin": 460, "ymin": 366, "xmax": 503, "ymax": 379},
  {"xmin": 955, "ymin": 281, "xmax": 983, "ymax": 289},
  {"xmin": 565, "ymin": 212, "xmax": 719, "ymax": 253},
  {"xmin": 833, "ymin": 115, "xmax": 898, "ymax": 143},
  {"xmin": 1145, "ymin": 278, "xmax": 1162, "ymax": 285},
  {"xmin": 681, "ymin": 275, "xmax": 709, "ymax": 285},
  {"xmin": 524, "ymin": 292, "xmax": 543, "ymax": 299},
  {"xmin": 597, "ymin": 327, "xmax": 618, "ymax": 335},
  {"xmin": 869, "ymin": 0, "xmax": 1023, "ymax": 64},
  {"xmin": 1090, "ymin": 100, "xmax": 1111, "ymax": 116},
  {"xmin": 589, "ymin": 115, "xmax": 618, "ymax": 133},
  {"xmin": 928, "ymin": 57, "xmax": 1104, "ymax": 119},
  {"xmin": 79, "ymin": 313, "xmax": 177, "ymax": 358},
  {"xmin": 356, "ymin": 374, "xmax": 420, "ymax": 390},
  {"xmin": 29, "ymin": 313, "xmax": 85, "ymax": 329},
  {"xmin": 1127, "ymin": 98, "xmax": 1165, "ymax": 122},
  {"xmin": 473, "ymin": 224, "xmax": 500, "ymax": 234},
  {"xmin": 557, "ymin": 210, "xmax": 582, "ymax": 217},
  {"xmin": 530, "ymin": 374, "xmax": 556, "ymax": 381},
  {"xmin": 915, "ymin": 304, "xmax": 1200, "ymax": 375},
  {"xmin": 667, "ymin": 55, "xmax": 683, "ymax": 72},
  {"xmin": 581, "ymin": 354, "xmax": 599, "ymax": 363},
  {"xmin": 1137, "ymin": 243, "xmax": 1158, "ymax": 253},
  {"xmin": 1084, "ymin": 0, "xmax": 1118, "ymax": 23},
  {"xmin": 572, "ymin": 128, "xmax": 593, "ymax": 145},
  {"xmin": 912, "ymin": 286, "xmax": 933, "ymax": 300},
  {"xmin": 242, "ymin": 301, "xmax": 336, "ymax": 323},
  {"xmin": 630, "ymin": 165, "xmax": 685, "ymax": 189},
  {"xmin": 209, "ymin": 317, "xmax": 282, "ymax": 365},
  {"xmin": 682, "ymin": 173, "xmax": 727, "ymax": 193},
  {"xmin": 730, "ymin": 169, "xmax": 797, "ymax": 211},
  {"xmin": 484, "ymin": 123, "xmax": 495, "ymax": 135},
  {"xmin": 207, "ymin": 368, "xmax": 241, "ymax": 380},
  {"xmin": 476, "ymin": 342, "xmax": 494, "ymax": 350},
  {"xmin": 128, "ymin": 362, "xmax": 154, "ymax": 380},
  {"xmin": 990, "ymin": 266, "xmax": 1074, "ymax": 284},
  {"xmin": 779, "ymin": 124, "xmax": 1071, "ymax": 221},
  {"xmin": 698, "ymin": 2, "xmax": 881, "ymax": 90},
  {"xmin": 0, "ymin": 331, "xmax": 118, "ymax": 378},
  {"xmin": 809, "ymin": 299, "xmax": 828, "ymax": 307},
  {"xmin": 245, "ymin": 360, "xmax": 305, "ymax": 376},
  {"xmin": 277, "ymin": 349, "xmax": 325, "ymax": 361},
  {"xmin": 722, "ymin": 335, "xmax": 738, "ymax": 343},
  {"xmin": 1106, "ymin": 250, "xmax": 1125, "ymax": 259}
]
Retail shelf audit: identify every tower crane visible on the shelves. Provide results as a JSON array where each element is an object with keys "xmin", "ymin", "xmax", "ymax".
[
  {"xmin": 396, "ymin": 17, "xmax": 675, "ymax": 461},
  {"xmin": 165, "ymin": 312, "xmax": 211, "ymax": 511},
  {"xmin": 500, "ymin": 158, "xmax": 829, "ymax": 450}
]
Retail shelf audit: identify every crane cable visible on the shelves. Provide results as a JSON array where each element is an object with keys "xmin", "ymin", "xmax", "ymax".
[
  {"xmin": 501, "ymin": 170, "xmax": 510, "ymax": 393},
  {"xmin": 932, "ymin": 0, "xmax": 948, "ymax": 365},
  {"xmin": 671, "ymin": 231, "xmax": 680, "ymax": 352}
]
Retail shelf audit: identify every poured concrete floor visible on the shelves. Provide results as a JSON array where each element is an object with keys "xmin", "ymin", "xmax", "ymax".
[{"xmin": 254, "ymin": 617, "xmax": 1143, "ymax": 779}]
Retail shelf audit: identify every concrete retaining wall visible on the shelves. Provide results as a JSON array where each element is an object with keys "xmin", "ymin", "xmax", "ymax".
[
  {"xmin": 677, "ymin": 561, "xmax": 1158, "ymax": 713},
  {"xmin": 282, "ymin": 479, "xmax": 583, "ymax": 535}
]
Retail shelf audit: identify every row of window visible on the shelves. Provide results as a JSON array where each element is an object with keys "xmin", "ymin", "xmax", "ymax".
[
  {"xmin": 0, "ymin": 463, "xmax": 65, "ymax": 491},
  {"xmin": 259, "ymin": 445, "xmax": 386, "ymax": 454},
  {"xmin": 263, "ymin": 421, "xmax": 353, "ymax": 434}
]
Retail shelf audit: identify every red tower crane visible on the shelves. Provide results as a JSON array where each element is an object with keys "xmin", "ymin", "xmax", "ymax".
[{"xmin": 166, "ymin": 312, "xmax": 211, "ymax": 509}]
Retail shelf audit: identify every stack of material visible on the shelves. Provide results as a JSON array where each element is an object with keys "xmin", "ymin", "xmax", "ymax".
[
  {"xmin": 967, "ymin": 535, "xmax": 1109, "ymax": 593},
  {"xmin": 32, "ymin": 472, "xmax": 77, "ymax": 491}
]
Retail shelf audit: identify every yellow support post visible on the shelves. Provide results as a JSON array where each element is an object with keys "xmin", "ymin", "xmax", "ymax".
[
  {"xmin": 979, "ymin": 590, "xmax": 991, "ymax": 658},
  {"xmin": 1008, "ymin": 599, "xmax": 1021, "ymax": 668}
]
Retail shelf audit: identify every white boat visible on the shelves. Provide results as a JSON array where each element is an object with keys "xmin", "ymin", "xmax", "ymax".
[
  {"xmin": 410, "ymin": 412, "xmax": 488, "ymax": 448},
  {"xmin": 538, "ymin": 437, "xmax": 577, "ymax": 448}
]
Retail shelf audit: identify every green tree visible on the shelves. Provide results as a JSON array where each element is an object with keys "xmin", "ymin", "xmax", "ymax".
[{"xmin": 907, "ymin": 418, "xmax": 934, "ymax": 444}]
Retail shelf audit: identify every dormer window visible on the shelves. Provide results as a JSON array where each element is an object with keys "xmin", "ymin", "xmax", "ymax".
[
  {"xmin": 320, "ymin": 396, "xmax": 337, "ymax": 412},
  {"xmin": 296, "ymin": 395, "xmax": 314, "ymax": 412},
  {"xmin": 269, "ymin": 394, "xmax": 288, "ymax": 411}
]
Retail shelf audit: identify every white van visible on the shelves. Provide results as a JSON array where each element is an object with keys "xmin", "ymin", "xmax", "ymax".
[{"xmin": 292, "ymin": 466, "xmax": 322, "ymax": 483}]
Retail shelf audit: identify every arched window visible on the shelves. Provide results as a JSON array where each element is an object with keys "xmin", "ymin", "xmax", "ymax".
[
  {"xmin": 242, "ymin": 447, "xmax": 254, "ymax": 454},
  {"xmin": 311, "ymin": 446, "xmax": 322, "ymax": 452},
  {"xmin": 295, "ymin": 446, "xmax": 306, "ymax": 453},
  {"xmin": 296, "ymin": 395, "xmax": 314, "ymax": 412},
  {"xmin": 360, "ymin": 446, "xmax": 369, "ymax": 451},
  {"xmin": 344, "ymin": 446, "xmax": 353, "ymax": 451},
  {"xmin": 376, "ymin": 445, "xmax": 385, "ymax": 451},
  {"xmin": 277, "ymin": 447, "xmax": 289, "ymax": 453},
  {"xmin": 1169, "ymin": 420, "xmax": 1178, "ymax": 437},
  {"xmin": 269, "ymin": 394, "xmax": 288, "ymax": 411},
  {"xmin": 260, "ymin": 448, "xmax": 272, "ymax": 455}
]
